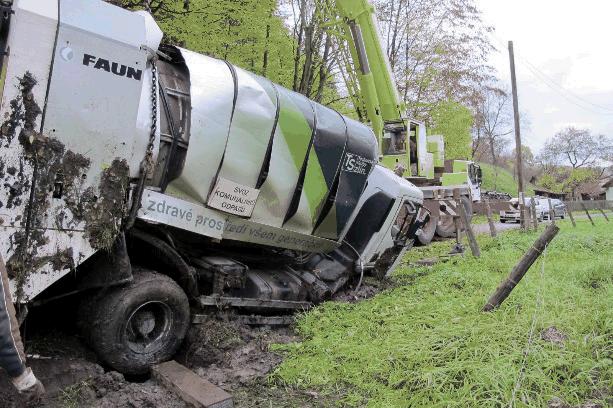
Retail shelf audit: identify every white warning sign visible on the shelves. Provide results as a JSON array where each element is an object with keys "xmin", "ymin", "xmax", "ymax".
[{"xmin": 207, "ymin": 177, "xmax": 260, "ymax": 217}]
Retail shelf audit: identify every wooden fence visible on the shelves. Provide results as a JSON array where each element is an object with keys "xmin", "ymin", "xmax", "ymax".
[
  {"xmin": 563, "ymin": 200, "xmax": 613, "ymax": 211},
  {"xmin": 472, "ymin": 199, "xmax": 612, "ymax": 216}
]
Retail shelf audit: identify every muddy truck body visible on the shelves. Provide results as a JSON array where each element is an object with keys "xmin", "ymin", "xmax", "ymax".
[{"xmin": 0, "ymin": 0, "xmax": 424, "ymax": 374}]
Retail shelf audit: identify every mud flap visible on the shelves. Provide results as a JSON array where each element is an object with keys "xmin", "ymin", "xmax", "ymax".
[{"xmin": 76, "ymin": 233, "xmax": 132, "ymax": 291}]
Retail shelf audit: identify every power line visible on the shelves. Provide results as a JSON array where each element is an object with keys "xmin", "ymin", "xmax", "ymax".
[
  {"xmin": 486, "ymin": 32, "xmax": 613, "ymax": 116},
  {"xmin": 521, "ymin": 62, "xmax": 613, "ymax": 116},
  {"xmin": 519, "ymin": 56, "xmax": 613, "ymax": 114}
]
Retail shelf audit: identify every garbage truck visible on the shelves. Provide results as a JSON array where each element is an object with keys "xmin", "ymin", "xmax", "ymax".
[{"xmin": 0, "ymin": 0, "xmax": 426, "ymax": 374}]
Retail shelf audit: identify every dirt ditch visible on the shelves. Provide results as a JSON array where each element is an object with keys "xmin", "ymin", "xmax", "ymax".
[
  {"xmin": 0, "ymin": 311, "xmax": 333, "ymax": 407},
  {"xmin": 0, "ymin": 274, "xmax": 395, "ymax": 407}
]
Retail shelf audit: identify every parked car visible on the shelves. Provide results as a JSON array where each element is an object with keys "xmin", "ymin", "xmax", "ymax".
[
  {"xmin": 500, "ymin": 196, "xmax": 547, "ymax": 223},
  {"xmin": 538, "ymin": 198, "xmax": 567, "ymax": 220}
]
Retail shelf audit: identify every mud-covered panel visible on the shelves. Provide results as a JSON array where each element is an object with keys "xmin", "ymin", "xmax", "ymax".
[
  {"xmin": 0, "ymin": 1, "xmax": 156, "ymax": 301},
  {"xmin": 334, "ymin": 117, "xmax": 378, "ymax": 237},
  {"xmin": 217, "ymin": 68, "xmax": 277, "ymax": 188},
  {"xmin": 249, "ymin": 85, "xmax": 313, "ymax": 227},
  {"xmin": 167, "ymin": 50, "xmax": 235, "ymax": 203}
]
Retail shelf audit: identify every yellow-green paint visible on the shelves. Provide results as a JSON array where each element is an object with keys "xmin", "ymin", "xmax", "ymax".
[
  {"xmin": 442, "ymin": 172, "xmax": 467, "ymax": 186},
  {"xmin": 303, "ymin": 145, "xmax": 329, "ymax": 221},
  {"xmin": 452, "ymin": 160, "xmax": 469, "ymax": 173},
  {"xmin": 277, "ymin": 97, "xmax": 313, "ymax": 171},
  {"xmin": 380, "ymin": 154, "xmax": 408, "ymax": 176},
  {"xmin": 428, "ymin": 141, "xmax": 444, "ymax": 167},
  {"xmin": 314, "ymin": 202, "xmax": 338, "ymax": 239}
]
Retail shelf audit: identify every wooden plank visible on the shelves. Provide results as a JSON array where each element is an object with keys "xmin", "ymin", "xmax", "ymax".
[
  {"xmin": 485, "ymin": 200, "xmax": 497, "ymax": 237},
  {"xmin": 458, "ymin": 199, "xmax": 480, "ymax": 258},
  {"xmin": 567, "ymin": 207, "xmax": 576, "ymax": 227},
  {"xmin": 581, "ymin": 203, "xmax": 595, "ymax": 226},
  {"xmin": 597, "ymin": 207, "xmax": 609, "ymax": 222},
  {"xmin": 530, "ymin": 198, "xmax": 538, "ymax": 230},
  {"xmin": 483, "ymin": 223, "xmax": 559, "ymax": 312},
  {"xmin": 152, "ymin": 361, "xmax": 233, "ymax": 408},
  {"xmin": 547, "ymin": 198, "xmax": 555, "ymax": 224}
]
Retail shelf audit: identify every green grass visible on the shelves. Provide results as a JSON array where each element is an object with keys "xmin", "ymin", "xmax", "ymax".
[
  {"xmin": 479, "ymin": 162, "xmax": 536, "ymax": 196},
  {"xmin": 471, "ymin": 214, "xmax": 500, "ymax": 225},
  {"xmin": 273, "ymin": 220, "xmax": 613, "ymax": 407}
]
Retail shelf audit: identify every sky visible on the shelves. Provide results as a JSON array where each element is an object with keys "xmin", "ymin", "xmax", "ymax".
[{"xmin": 476, "ymin": 0, "xmax": 613, "ymax": 153}]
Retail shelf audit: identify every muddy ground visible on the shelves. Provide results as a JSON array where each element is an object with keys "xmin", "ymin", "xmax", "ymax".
[{"xmin": 0, "ymin": 279, "xmax": 386, "ymax": 407}]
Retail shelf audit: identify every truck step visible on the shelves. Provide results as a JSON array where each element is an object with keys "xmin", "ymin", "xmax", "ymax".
[
  {"xmin": 198, "ymin": 295, "xmax": 312, "ymax": 311},
  {"xmin": 192, "ymin": 314, "xmax": 295, "ymax": 326}
]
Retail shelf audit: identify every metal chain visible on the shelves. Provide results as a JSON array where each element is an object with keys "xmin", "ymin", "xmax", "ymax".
[
  {"xmin": 125, "ymin": 53, "xmax": 158, "ymax": 230},
  {"xmin": 145, "ymin": 59, "xmax": 158, "ymax": 172},
  {"xmin": 508, "ymin": 244, "xmax": 547, "ymax": 407}
]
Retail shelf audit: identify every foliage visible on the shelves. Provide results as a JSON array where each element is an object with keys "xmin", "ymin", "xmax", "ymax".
[
  {"xmin": 273, "ymin": 221, "xmax": 613, "ymax": 407},
  {"xmin": 538, "ymin": 127, "xmax": 613, "ymax": 170},
  {"xmin": 511, "ymin": 145, "xmax": 535, "ymax": 167},
  {"xmin": 153, "ymin": 0, "xmax": 296, "ymax": 88},
  {"xmin": 372, "ymin": 0, "xmax": 495, "ymax": 123},
  {"xmin": 479, "ymin": 162, "xmax": 536, "ymax": 196},
  {"xmin": 538, "ymin": 167, "xmax": 600, "ymax": 198},
  {"xmin": 430, "ymin": 100, "xmax": 473, "ymax": 160}
]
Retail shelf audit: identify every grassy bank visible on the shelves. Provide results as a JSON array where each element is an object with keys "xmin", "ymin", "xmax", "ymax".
[
  {"xmin": 479, "ymin": 162, "xmax": 536, "ymax": 196},
  {"xmin": 273, "ymin": 220, "xmax": 612, "ymax": 407}
]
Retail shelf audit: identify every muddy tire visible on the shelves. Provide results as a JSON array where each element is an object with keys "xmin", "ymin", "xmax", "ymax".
[
  {"xmin": 415, "ymin": 214, "xmax": 438, "ymax": 246},
  {"xmin": 435, "ymin": 196, "xmax": 473, "ymax": 238},
  {"xmin": 82, "ymin": 270, "xmax": 190, "ymax": 375}
]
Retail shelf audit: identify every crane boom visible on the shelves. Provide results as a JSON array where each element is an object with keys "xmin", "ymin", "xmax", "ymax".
[
  {"xmin": 332, "ymin": 0, "xmax": 483, "ymax": 203},
  {"xmin": 336, "ymin": 0, "xmax": 405, "ymax": 123}
]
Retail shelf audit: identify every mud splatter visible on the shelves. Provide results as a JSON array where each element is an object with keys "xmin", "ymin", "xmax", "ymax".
[
  {"xmin": 1, "ymin": 72, "xmax": 129, "ymax": 299},
  {"xmin": 82, "ymin": 159, "xmax": 130, "ymax": 250}
]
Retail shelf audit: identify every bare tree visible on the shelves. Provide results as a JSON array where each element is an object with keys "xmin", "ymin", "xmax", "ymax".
[
  {"xmin": 473, "ymin": 86, "xmax": 513, "ymax": 165},
  {"xmin": 537, "ymin": 127, "xmax": 613, "ymax": 199},
  {"xmin": 374, "ymin": 0, "xmax": 495, "ymax": 122},
  {"xmin": 284, "ymin": 0, "xmax": 338, "ymax": 102},
  {"xmin": 538, "ymin": 127, "xmax": 613, "ymax": 170}
]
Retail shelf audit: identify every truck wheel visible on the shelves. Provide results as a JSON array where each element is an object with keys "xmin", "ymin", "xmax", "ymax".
[
  {"xmin": 416, "ymin": 214, "xmax": 438, "ymax": 246},
  {"xmin": 435, "ymin": 196, "xmax": 473, "ymax": 238},
  {"xmin": 82, "ymin": 270, "xmax": 190, "ymax": 375}
]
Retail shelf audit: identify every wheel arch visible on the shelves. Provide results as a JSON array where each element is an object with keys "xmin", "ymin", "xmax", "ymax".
[{"xmin": 126, "ymin": 228, "xmax": 198, "ymax": 299}]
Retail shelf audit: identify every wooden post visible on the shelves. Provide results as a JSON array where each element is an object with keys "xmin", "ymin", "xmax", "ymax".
[
  {"xmin": 485, "ymin": 200, "xmax": 497, "ymax": 237},
  {"xmin": 547, "ymin": 198, "xmax": 555, "ymax": 224},
  {"xmin": 453, "ymin": 189, "xmax": 462, "ymax": 244},
  {"xmin": 509, "ymin": 41, "xmax": 526, "ymax": 231},
  {"xmin": 597, "ymin": 207, "xmax": 609, "ymax": 222},
  {"xmin": 582, "ymin": 203, "xmax": 595, "ymax": 226},
  {"xmin": 483, "ymin": 223, "xmax": 560, "ymax": 312},
  {"xmin": 524, "ymin": 203, "xmax": 533, "ymax": 231},
  {"xmin": 458, "ymin": 199, "xmax": 480, "ymax": 258},
  {"xmin": 530, "ymin": 198, "xmax": 538, "ymax": 230},
  {"xmin": 567, "ymin": 207, "xmax": 576, "ymax": 228}
]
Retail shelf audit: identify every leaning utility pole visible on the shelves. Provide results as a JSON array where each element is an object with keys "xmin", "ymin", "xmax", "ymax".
[{"xmin": 508, "ymin": 41, "xmax": 526, "ymax": 230}]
